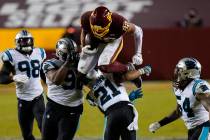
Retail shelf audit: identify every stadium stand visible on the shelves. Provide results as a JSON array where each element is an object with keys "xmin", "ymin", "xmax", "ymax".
[
  {"xmin": 0, "ymin": 0, "xmax": 210, "ymax": 80},
  {"xmin": 137, "ymin": 0, "xmax": 210, "ymax": 28}
]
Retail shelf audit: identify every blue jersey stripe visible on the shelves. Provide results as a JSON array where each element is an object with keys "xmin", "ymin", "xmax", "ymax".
[
  {"xmin": 45, "ymin": 60, "xmax": 58, "ymax": 69},
  {"xmin": 199, "ymin": 127, "xmax": 209, "ymax": 140},
  {"xmin": 5, "ymin": 51, "xmax": 13, "ymax": 62},
  {"xmin": 192, "ymin": 79, "xmax": 203, "ymax": 96},
  {"xmin": 39, "ymin": 48, "xmax": 45, "ymax": 59}
]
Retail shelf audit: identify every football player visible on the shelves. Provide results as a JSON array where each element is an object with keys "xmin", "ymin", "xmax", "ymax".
[
  {"xmin": 0, "ymin": 30, "xmax": 46, "ymax": 140},
  {"xmin": 149, "ymin": 58, "xmax": 210, "ymax": 140},
  {"xmin": 42, "ymin": 38, "xmax": 83, "ymax": 140},
  {"xmin": 78, "ymin": 6, "xmax": 143, "ymax": 76},
  {"xmin": 85, "ymin": 65, "xmax": 152, "ymax": 140}
]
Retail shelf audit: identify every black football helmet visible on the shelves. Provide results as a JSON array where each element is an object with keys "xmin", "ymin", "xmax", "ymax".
[
  {"xmin": 56, "ymin": 38, "xmax": 79, "ymax": 62},
  {"xmin": 173, "ymin": 57, "xmax": 201, "ymax": 89},
  {"xmin": 15, "ymin": 30, "xmax": 34, "ymax": 54}
]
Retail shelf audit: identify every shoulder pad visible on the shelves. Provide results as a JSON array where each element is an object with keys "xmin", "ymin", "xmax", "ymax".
[
  {"xmin": 1, "ymin": 50, "xmax": 14, "ymax": 64},
  {"xmin": 42, "ymin": 58, "xmax": 58, "ymax": 73},
  {"xmin": 42, "ymin": 58, "xmax": 62, "ymax": 73},
  {"xmin": 112, "ymin": 12, "xmax": 128, "ymax": 35},
  {"xmin": 193, "ymin": 79, "xmax": 210, "ymax": 95}
]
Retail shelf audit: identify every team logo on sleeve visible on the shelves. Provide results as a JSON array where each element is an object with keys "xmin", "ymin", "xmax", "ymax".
[
  {"xmin": 122, "ymin": 21, "xmax": 130, "ymax": 32},
  {"xmin": 200, "ymin": 85, "xmax": 209, "ymax": 92}
]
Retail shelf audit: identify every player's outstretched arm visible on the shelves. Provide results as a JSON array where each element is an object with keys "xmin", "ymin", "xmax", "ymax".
[
  {"xmin": 126, "ymin": 23, "xmax": 143, "ymax": 65},
  {"xmin": 0, "ymin": 61, "xmax": 13, "ymax": 84},
  {"xmin": 149, "ymin": 104, "xmax": 181, "ymax": 133},
  {"xmin": 122, "ymin": 65, "xmax": 152, "ymax": 81}
]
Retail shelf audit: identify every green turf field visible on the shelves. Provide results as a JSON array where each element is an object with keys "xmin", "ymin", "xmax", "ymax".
[{"xmin": 0, "ymin": 81, "xmax": 187, "ymax": 139}]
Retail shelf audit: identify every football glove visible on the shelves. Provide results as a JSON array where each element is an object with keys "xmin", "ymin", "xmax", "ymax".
[
  {"xmin": 132, "ymin": 53, "xmax": 143, "ymax": 65},
  {"xmin": 129, "ymin": 88, "xmax": 143, "ymax": 102},
  {"xmin": 13, "ymin": 74, "xmax": 29, "ymax": 84},
  {"xmin": 149, "ymin": 122, "xmax": 161, "ymax": 133},
  {"xmin": 138, "ymin": 65, "xmax": 152, "ymax": 76}
]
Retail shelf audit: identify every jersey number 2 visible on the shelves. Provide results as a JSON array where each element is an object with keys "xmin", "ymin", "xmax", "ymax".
[{"xmin": 94, "ymin": 79, "xmax": 121, "ymax": 106}]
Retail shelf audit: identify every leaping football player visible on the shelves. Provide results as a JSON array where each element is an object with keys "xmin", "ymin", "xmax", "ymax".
[{"xmin": 78, "ymin": 6, "xmax": 143, "ymax": 80}]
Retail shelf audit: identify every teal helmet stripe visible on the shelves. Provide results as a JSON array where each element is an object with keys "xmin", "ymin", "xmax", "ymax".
[{"xmin": 22, "ymin": 30, "xmax": 28, "ymax": 36}]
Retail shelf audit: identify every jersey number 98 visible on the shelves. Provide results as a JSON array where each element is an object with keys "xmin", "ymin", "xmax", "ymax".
[{"xmin": 18, "ymin": 60, "xmax": 40, "ymax": 78}]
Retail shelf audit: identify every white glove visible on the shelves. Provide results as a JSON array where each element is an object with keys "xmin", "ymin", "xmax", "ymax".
[
  {"xmin": 149, "ymin": 122, "xmax": 161, "ymax": 133},
  {"xmin": 13, "ymin": 74, "xmax": 29, "ymax": 84},
  {"xmin": 138, "ymin": 65, "xmax": 152, "ymax": 76},
  {"xmin": 132, "ymin": 53, "xmax": 143, "ymax": 65},
  {"xmin": 82, "ymin": 45, "xmax": 98, "ymax": 55}
]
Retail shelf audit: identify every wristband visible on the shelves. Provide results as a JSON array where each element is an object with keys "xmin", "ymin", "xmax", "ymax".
[{"xmin": 159, "ymin": 117, "xmax": 171, "ymax": 126}]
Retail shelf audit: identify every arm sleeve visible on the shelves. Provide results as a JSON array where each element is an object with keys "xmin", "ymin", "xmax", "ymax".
[{"xmin": 133, "ymin": 25, "xmax": 143, "ymax": 54}]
